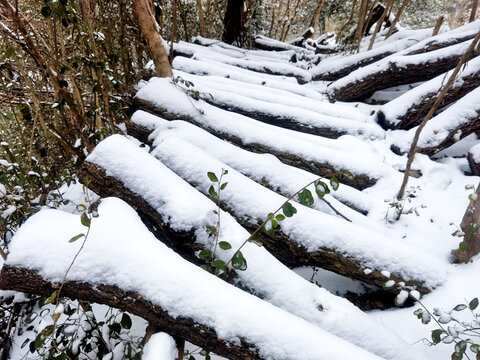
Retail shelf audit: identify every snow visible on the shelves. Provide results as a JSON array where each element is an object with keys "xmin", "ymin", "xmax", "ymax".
[
  {"xmin": 470, "ymin": 143, "xmax": 480, "ymax": 163},
  {"xmin": 7, "ymin": 197, "xmax": 387, "ymax": 360},
  {"xmin": 392, "ymin": 85, "xmax": 480, "ymax": 153},
  {"xmin": 83, "ymin": 134, "xmax": 425, "ymax": 359},
  {"xmin": 135, "ymin": 77, "xmax": 391, "ymax": 181},
  {"xmin": 142, "ymin": 333, "xmax": 177, "ymax": 360}
]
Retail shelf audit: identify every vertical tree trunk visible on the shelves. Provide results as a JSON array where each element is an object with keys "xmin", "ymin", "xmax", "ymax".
[
  {"xmin": 356, "ymin": 0, "xmax": 369, "ymax": 51},
  {"xmin": 309, "ymin": 0, "xmax": 326, "ymax": 34},
  {"xmin": 222, "ymin": 0, "xmax": 246, "ymax": 45},
  {"xmin": 367, "ymin": 1, "xmax": 393, "ymax": 50},
  {"xmin": 432, "ymin": 16, "xmax": 444, "ymax": 36},
  {"xmin": 385, "ymin": 0, "xmax": 409, "ymax": 39},
  {"xmin": 133, "ymin": 0, "xmax": 172, "ymax": 77},
  {"xmin": 471, "ymin": 0, "xmax": 479, "ymax": 22},
  {"xmin": 196, "ymin": 0, "xmax": 206, "ymax": 37}
]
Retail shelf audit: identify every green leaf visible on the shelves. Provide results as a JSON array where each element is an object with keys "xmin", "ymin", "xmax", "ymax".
[
  {"xmin": 298, "ymin": 189, "xmax": 314, "ymax": 207},
  {"xmin": 41, "ymin": 325, "xmax": 54, "ymax": 337},
  {"xmin": 272, "ymin": 219, "xmax": 278, "ymax": 228},
  {"xmin": 275, "ymin": 214, "xmax": 285, "ymax": 221},
  {"xmin": 431, "ymin": 329, "xmax": 445, "ymax": 344},
  {"xmin": 282, "ymin": 202, "xmax": 297, "ymax": 217},
  {"xmin": 199, "ymin": 249, "xmax": 212, "ymax": 261},
  {"xmin": 231, "ymin": 251, "xmax": 247, "ymax": 271},
  {"xmin": 41, "ymin": 5, "xmax": 52, "ymax": 17},
  {"xmin": 469, "ymin": 297, "xmax": 479, "ymax": 310},
  {"xmin": 207, "ymin": 172, "xmax": 218, "ymax": 182},
  {"xmin": 315, "ymin": 181, "xmax": 330, "ymax": 198},
  {"xmin": 208, "ymin": 185, "xmax": 217, "ymax": 197},
  {"xmin": 213, "ymin": 259, "xmax": 226, "ymax": 271},
  {"xmin": 342, "ymin": 170, "xmax": 354, "ymax": 181},
  {"xmin": 80, "ymin": 212, "xmax": 91, "ymax": 227},
  {"xmin": 267, "ymin": 212, "xmax": 274, "ymax": 220},
  {"xmin": 220, "ymin": 182, "xmax": 228, "ymax": 190},
  {"xmin": 76, "ymin": 204, "xmax": 87, "ymax": 212},
  {"xmin": 121, "ymin": 313, "xmax": 132, "ymax": 329},
  {"xmin": 69, "ymin": 233, "xmax": 85, "ymax": 243},
  {"xmin": 205, "ymin": 225, "xmax": 217, "ymax": 235},
  {"xmin": 452, "ymin": 304, "xmax": 467, "ymax": 311},
  {"xmin": 218, "ymin": 241, "xmax": 231, "ymax": 250},
  {"xmin": 223, "ymin": 169, "xmax": 228, "ymax": 175},
  {"xmin": 263, "ymin": 220, "xmax": 274, "ymax": 235},
  {"xmin": 459, "ymin": 241, "xmax": 467, "ymax": 252},
  {"xmin": 44, "ymin": 291, "xmax": 57, "ymax": 305},
  {"xmin": 330, "ymin": 176, "xmax": 340, "ymax": 191},
  {"xmin": 34, "ymin": 333, "xmax": 45, "ymax": 349}
]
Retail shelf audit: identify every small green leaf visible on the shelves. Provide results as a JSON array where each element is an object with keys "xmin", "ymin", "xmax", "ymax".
[
  {"xmin": 199, "ymin": 249, "xmax": 212, "ymax": 261},
  {"xmin": 267, "ymin": 212, "xmax": 274, "ymax": 220},
  {"xmin": 298, "ymin": 189, "xmax": 314, "ymax": 207},
  {"xmin": 263, "ymin": 219, "xmax": 274, "ymax": 235},
  {"xmin": 330, "ymin": 176, "xmax": 340, "ymax": 191},
  {"xmin": 213, "ymin": 259, "xmax": 226, "ymax": 271},
  {"xmin": 121, "ymin": 313, "xmax": 132, "ymax": 329},
  {"xmin": 282, "ymin": 202, "xmax": 297, "ymax": 217},
  {"xmin": 452, "ymin": 304, "xmax": 467, "ymax": 311},
  {"xmin": 220, "ymin": 182, "xmax": 228, "ymax": 190},
  {"xmin": 44, "ymin": 291, "xmax": 57, "ymax": 305},
  {"xmin": 275, "ymin": 214, "xmax": 285, "ymax": 221},
  {"xmin": 231, "ymin": 251, "xmax": 247, "ymax": 271},
  {"xmin": 69, "ymin": 233, "xmax": 85, "ymax": 243},
  {"xmin": 342, "ymin": 170, "xmax": 354, "ymax": 181},
  {"xmin": 223, "ymin": 169, "xmax": 228, "ymax": 175},
  {"xmin": 207, "ymin": 172, "xmax": 218, "ymax": 182},
  {"xmin": 315, "ymin": 181, "xmax": 330, "ymax": 198},
  {"xmin": 41, "ymin": 325, "xmax": 54, "ymax": 337},
  {"xmin": 34, "ymin": 334, "xmax": 45, "ymax": 349},
  {"xmin": 205, "ymin": 225, "xmax": 217, "ymax": 235},
  {"xmin": 208, "ymin": 185, "xmax": 217, "ymax": 197},
  {"xmin": 80, "ymin": 212, "xmax": 90, "ymax": 227},
  {"xmin": 272, "ymin": 219, "xmax": 278, "ymax": 228},
  {"xmin": 469, "ymin": 297, "xmax": 479, "ymax": 310},
  {"xmin": 218, "ymin": 241, "xmax": 231, "ymax": 250},
  {"xmin": 459, "ymin": 241, "xmax": 467, "ymax": 252},
  {"xmin": 431, "ymin": 329, "xmax": 445, "ymax": 344},
  {"xmin": 76, "ymin": 204, "xmax": 87, "ymax": 212}
]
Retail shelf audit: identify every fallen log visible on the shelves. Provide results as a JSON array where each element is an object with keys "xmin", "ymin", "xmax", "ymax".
[
  {"xmin": 171, "ymin": 72, "xmax": 384, "ymax": 140},
  {"xmin": 77, "ymin": 135, "xmax": 427, "ymax": 360},
  {"xmin": 377, "ymin": 56, "xmax": 480, "ymax": 130},
  {"xmin": 129, "ymin": 111, "xmax": 374, "ymax": 218},
  {"xmin": 390, "ymin": 85, "xmax": 480, "ymax": 156},
  {"xmin": 328, "ymin": 38, "xmax": 480, "ymax": 101},
  {"xmin": 0, "ymin": 198, "xmax": 386, "ymax": 360},
  {"xmin": 148, "ymin": 135, "xmax": 446, "ymax": 294},
  {"xmin": 134, "ymin": 77, "xmax": 388, "ymax": 190},
  {"xmin": 254, "ymin": 35, "xmax": 315, "ymax": 53},
  {"xmin": 468, "ymin": 144, "xmax": 480, "ymax": 175},
  {"xmin": 451, "ymin": 184, "xmax": 480, "ymax": 263}
]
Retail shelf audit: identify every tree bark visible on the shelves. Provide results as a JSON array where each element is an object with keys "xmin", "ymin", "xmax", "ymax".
[
  {"xmin": 0, "ymin": 265, "xmax": 259, "ymax": 360},
  {"xmin": 77, "ymin": 162, "xmax": 432, "ymax": 294},
  {"xmin": 196, "ymin": 0, "xmax": 206, "ymax": 37},
  {"xmin": 133, "ymin": 0, "xmax": 172, "ymax": 77},
  {"xmin": 432, "ymin": 16, "xmax": 444, "ymax": 36},
  {"xmin": 367, "ymin": 2, "xmax": 392, "ymax": 50},
  {"xmin": 470, "ymin": 0, "xmax": 479, "ymax": 22},
  {"xmin": 451, "ymin": 184, "xmax": 480, "ymax": 263},
  {"xmin": 309, "ymin": 0, "xmax": 326, "ymax": 34},
  {"xmin": 132, "ymin": 98, "xmax": 378, "ymax": 190},
  {"xmin": 222, "ymin": 0, "xmax": 246, "ymax": 45},
  {"xmin": 385, "ymin": 0, "xmax": 408, "ymax": 39}
]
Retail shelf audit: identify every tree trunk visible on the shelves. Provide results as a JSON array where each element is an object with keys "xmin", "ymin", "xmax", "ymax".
[
  {"xmin": 355, "ymin": 0, "xmax": 369, "ymax": 50},
  {"xmin": 451, "ymin": 184, "xmax": 480, "ymax": 263},
  {"xmin": 196, "ymin": 0, "xmax": 206, "ymax": 37},
  {"xmin": 222, "ymin": 0, "xmax": 246, "ymax": 45},
  {"xmin": 133, "ymin": 0, "xmax": 172, "ymax": 77},
  {"xmin": 471, "ymin": 0, "xmax": 479, "ymax": 22},
  {"xmin": 309, "ymin": 0, "xmax": 326, "ymax": 34},
  {"xmin": 432, "ymin": 16, "xmax": 444, "ymax": 36},
  {"xmin": 385, "ymin": 0, "xmax": 408, "ymax": 39},
  {"xmin": 367, "ymin": 1, "xmax": 392, "ymax": 50}
]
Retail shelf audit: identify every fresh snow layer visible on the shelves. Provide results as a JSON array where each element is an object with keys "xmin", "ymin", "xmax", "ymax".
[
  {"xmin": 471, "ymin": 143, "xmax": 480, "ymax": 163},
  {"xmin": 7, "ymin": 197, "xmax": 388, "ymax": 360},
  {"xmin": 135, "ymin": 77, "xmax": 391, "ymax": 181},
  {"xmin": 328, "ymin": 37, "xmax": 478, "ymax": 94},
  {"xmin": 392, "ymin": 85, "xmax": 480, "ymax": 152},
  {"xmin": 148, "ymin": 134, "xmax": 447, "ymax": 289},
  {"xmin": 381, "ymin": 56, "xmax": 480, "ymax": 126},
  {"xmin": 142, "ymin": 333, "xmax": 177, "ymax": 360},
  {"xmin": 136, "ymin": 111, "xmax": 374, "ymax": 218},
  {"xmin": 82, "ymin": 135, "xmax": 426, "ymax": 360}
]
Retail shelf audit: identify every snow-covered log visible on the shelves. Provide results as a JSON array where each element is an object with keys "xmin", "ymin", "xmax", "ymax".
[
  {"xmin": 128, "ymin": 111, "xmax": 374, "ymax": 217},
  {"xmin": 76, "ymin": 136, "xmax": 429, "ymax": 360},
  {"xmin": 173, "ymin": 41, "xmax": 312, "ymax": 84},
  {"xmin": 170, "ymin": 72, "xmax": 383, "ymax": 140},
  {"xmin": 468, "ymin": 144, "xmax": 480, "ymax": 175},
  {"xmin": 390, "ymin": 85, "xmax": 480, "ymax": 156},
  {"xmin": 451, "ymin": 184, "xmax": 480, "ymax": 263},
  {"xmin": 328, "ymin": 38, "xmax": 480, "ymax": 101},
  {"xmin": 134, "ymin": 78, "xmax": 389, "ymax": 190},
  {"xmin": 377, "ymin": 56, "xmax": 480, "ymax": 130},
  {"xmin": 254, "ymin": 35, "xmax": 315, "ymax": 53},
  {"xmin": 0, "ymin": 198, "xmax": 389, "ymax": 360}
]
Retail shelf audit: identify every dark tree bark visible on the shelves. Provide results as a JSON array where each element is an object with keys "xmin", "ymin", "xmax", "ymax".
[
  {"xmin": 132, "ymin": 98, "xmax": 378, "ymax": 190},
  {"xmin": 77, "ymin": 162, "xmax": 433, "ymax": 294},
  {"xmin": 222, "ymin": 0, "xmax": 247, "ymax": 45},
  {"xmin": 451, "ymin": 184, "xmax": 480, "ymax": 263}
]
